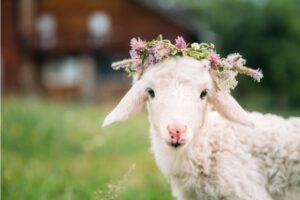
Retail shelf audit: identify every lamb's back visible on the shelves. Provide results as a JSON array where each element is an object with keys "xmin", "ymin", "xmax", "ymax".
[{"xmin": 248, "ymin": 112, "xmax": 300, "ymax": 199}]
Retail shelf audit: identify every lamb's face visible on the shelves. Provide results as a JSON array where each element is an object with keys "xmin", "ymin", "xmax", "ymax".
[
  {"xmin": 142, "ymin": 58, "xmax": 213, "ymax": 148},
  {"xmin": 103, "ymin": 57, "xmax": 252, "ymax": 148}
]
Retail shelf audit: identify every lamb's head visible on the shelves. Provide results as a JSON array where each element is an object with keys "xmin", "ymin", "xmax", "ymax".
[{"xmin": 103, "ymin": 56, "xmax": 253, "ymax": 149}]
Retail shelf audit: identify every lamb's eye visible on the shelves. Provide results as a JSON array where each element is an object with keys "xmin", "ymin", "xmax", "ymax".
[
  {"xmin": 200, "ymin": 89, "xmax": 208, "ymax": 99},
  {"xmin": 146, "ymin": 88, "xmax": 155, "ymax": 98}
]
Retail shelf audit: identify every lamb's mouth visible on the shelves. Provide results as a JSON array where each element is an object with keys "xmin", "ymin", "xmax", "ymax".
[{"xmin": 167, "ymin": 141, "xmax": 184, "ymax": 148}]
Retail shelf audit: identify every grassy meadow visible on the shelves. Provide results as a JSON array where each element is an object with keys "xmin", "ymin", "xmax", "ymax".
[
  {"xmin": 2, "ymin": 98, "xmax": 173, "ymax": 200},
  {"xmin": 2, "ymin": 98, "xmax": 299, "ymax": 200}
]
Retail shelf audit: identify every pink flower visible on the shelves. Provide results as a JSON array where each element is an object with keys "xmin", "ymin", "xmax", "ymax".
[
  {"xmin": 208, "ymin": 52, "xmax": 221, "ymax": 69},
  {"xmin": 175, "ymin": 36, "xmax": 187, "ymax": 49},
  {"xmin": 130, "ymin": 37, "xmax": 146, "ymax": 51}
]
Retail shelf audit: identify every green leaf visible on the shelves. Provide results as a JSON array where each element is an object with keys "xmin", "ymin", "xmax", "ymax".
[
  {"xmin": 157, "ymin": 34, "xmax": 163, "ymax": 41},
  {"xmin": 141, "ymin": 51, "xmax": 149, "ymax": 65}
]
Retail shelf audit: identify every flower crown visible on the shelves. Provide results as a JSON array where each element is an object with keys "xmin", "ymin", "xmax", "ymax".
[{"xmin": 111, "ymin": 35, "xmax": 263, "ymax": 92}]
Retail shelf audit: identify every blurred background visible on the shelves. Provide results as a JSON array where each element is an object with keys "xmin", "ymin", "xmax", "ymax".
[{"xmin": 2, "ymin": 0, "xmax": 300, "ymax": 199}]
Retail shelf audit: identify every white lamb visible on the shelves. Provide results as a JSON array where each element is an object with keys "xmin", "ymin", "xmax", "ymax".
[{"xmin": 103, "ymin": 56, "xmax": 300, "ymax": 200}]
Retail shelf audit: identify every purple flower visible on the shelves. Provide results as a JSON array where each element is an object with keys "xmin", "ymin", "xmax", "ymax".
[
  {"xmin": 129, "ymin": 49, "xmax": 139, "ymax": 59},
  {"xmin": 208, "ymin": 52, "xmax": 221, "ymax": 69},
  {"xmin": 252, "ymin": 69, "xmax": 263, "ymax": 82},
  {"xmin": 129, "ymin": 37, "xmax": 147, "ymax": 60},
  {"xmin": 147, "ymin": 54, "xmax": 156, "ymax": 65},
  {"xmin": 153, "ymin": 44, "xmax": 170, "ymax": 61},
  {"xmin": 132, "ymin": 58, "xmax": 142, "ymax": 72},
  {"xmin": 175, "ymin": 36, "xmax": 187, "ymax": 49},
  {"xmin": 130, "ymin": 37, "xmax": 146, "ymax": 51},
  {"xmin": 226, "ymin": 53, "xmax": 245, "ymax": 66},
  {"xmin": 147, "ymin": 47, "xmax": 155, "ymax": 54}
]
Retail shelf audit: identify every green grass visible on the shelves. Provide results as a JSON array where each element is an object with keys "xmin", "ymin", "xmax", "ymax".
[
  {"xmin": 2, "ymin": 98, "xmax": 299, "ymax": 200},
  {"xmin": 2, "ymin": 98, "xmax": 173, "ymax": 200}
]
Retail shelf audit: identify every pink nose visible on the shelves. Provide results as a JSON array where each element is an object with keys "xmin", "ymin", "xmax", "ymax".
[{"xmin": 167, "ymin": 123, "xmax": 187, "ymax": 140}]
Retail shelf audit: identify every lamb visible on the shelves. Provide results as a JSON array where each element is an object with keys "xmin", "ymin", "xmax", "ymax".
[{"xmin": 102, "ymin": 38, "xmax": 300, "ymax": 200}]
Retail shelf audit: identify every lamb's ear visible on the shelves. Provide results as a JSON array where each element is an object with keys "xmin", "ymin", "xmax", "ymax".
[
  {"xmin": 208, "ymin": 90, "xmax": 253, "ymax": 127},
  {"xmin": 102, "ymin": 80, "xmax": 147, "ymax": 127}
]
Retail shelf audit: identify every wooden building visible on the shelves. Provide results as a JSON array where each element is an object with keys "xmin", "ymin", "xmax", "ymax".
[{"xmin": 2, "ymin": 0, "xmax": 196, "ymax": 101}]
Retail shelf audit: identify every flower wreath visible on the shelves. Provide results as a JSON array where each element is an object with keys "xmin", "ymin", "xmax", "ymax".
[{"xmin": 111, "ymin": 35, "xmax": 263, "ymax": 92}]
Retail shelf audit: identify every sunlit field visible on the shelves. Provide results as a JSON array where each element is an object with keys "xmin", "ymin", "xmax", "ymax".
[
  {"xmin": 2, "ymin": 99, "xmax": 172, "ymax": 200},
  {"xmin": 2, "ymin": 98, "xmax": 300, "ymax": 200}
]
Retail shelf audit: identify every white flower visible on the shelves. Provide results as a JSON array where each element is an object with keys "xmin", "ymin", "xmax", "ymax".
[
  {"xmin": 212, "ymin": 69, "xmax": 238, "ymax": 92},
  {"xmin": 191, "ymin": 43, "xmax": 200, "ymax": 50}
]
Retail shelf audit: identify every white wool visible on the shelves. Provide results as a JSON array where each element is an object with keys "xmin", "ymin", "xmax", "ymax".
[
  {"xmin": 103, "ymin": 57, "xmax": 300, "ymax": 200},
  {"xmin": 150, "ymin": 112, "xmax": 300, "ymax": 200}
]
